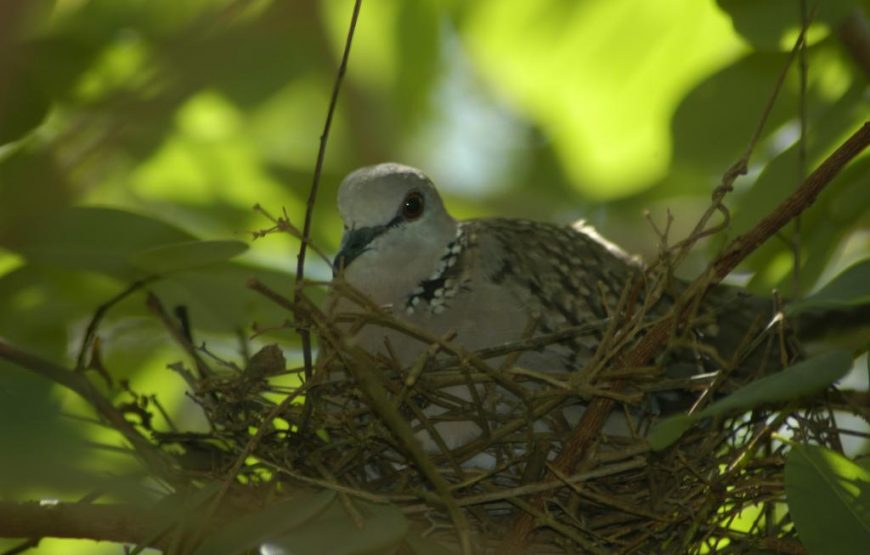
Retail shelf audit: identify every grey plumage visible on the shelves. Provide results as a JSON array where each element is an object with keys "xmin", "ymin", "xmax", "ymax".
[{"xmin": 326, "ymin": 162, "xmax": 782, "ymax": 452}]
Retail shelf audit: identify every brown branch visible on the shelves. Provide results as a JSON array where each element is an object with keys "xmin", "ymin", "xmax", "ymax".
[
  {"xmin": 0, "ymin": 496, "xmax": 268, "ymax": 552},
  {"xmin": 294, "ymin": 0, "xmax": 363, "ymax": 380},
  {"xmin": 660, "ymin": 9, "xmax": 818, "ymax": 272},
  {"xmin": 0, "ymin": 502, "xmax": 161, "ymax": 549},
  {"xmin": 503, "ymin": 122, "xmax": 870, "ymax": 552}
]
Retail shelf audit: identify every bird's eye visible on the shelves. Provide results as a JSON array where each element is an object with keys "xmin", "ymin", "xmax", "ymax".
[{"xmin": 402, "ymin": 192, "xmax": 425, "ymax": 221}]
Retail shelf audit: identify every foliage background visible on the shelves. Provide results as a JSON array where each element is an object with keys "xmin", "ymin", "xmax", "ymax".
[{"xmin": 0, "ymin": 0, "xmax": 867, "ymax": 553}]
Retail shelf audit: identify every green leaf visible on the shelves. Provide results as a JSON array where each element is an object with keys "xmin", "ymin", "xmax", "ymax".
[
  {"xmin": 787, "ymin": 258, "xmax": 870, "ymax": 314},
  {"xmin": 464, "ymin": 0, "xmax": 744, "ymax": 198},
  {"xmin": 717, "ymin": 0, "xmax": 856, "ymax": 51},
  {"xmin": 15, "ymin": 206, "xmax": 194, "ymax": 277},
  {"xmin": 265, "ymin": 499, "xmax": 409, "ymax": 555},
  {"xmin": 785, "ymin": 443, "xmax": 870, "ymax": 555},
  {"xmin": 648, "ymin": 351, "xmax": 852, "ymax": 450},
  {"xmin": 131, "ymin": 484, "xmax": 224, "ymax": 555},
  {"xmin": 403, "ymin": 532, "xmax": 456, "ymax": 555},
  {"xmin": 191, "ymin": 490, "xmax": 337, "ymax": 555},
  {"xmin": 648, "ymin": 414, "xmax": 697, "ymax": 451},
  {"xmin": 672, "ymin": 51, "xmax": 799, "ymax": 173},
  {"xmin": 730, "ymin": 85, "xmax": 866, "ymax": 241},
  {"xmin": 698, "ymin": 350, "xmax": 852, "ymax": 418},
  {"xmin": 129, "ymin": 239, "xmax": 248, "ymax": 274},
  {"xmin": 0, "ymin": 56, "xmax": 51, "ymax": 145},
  {"xmin": 193, "ymin": 493, "xmax": 409, "ymax": 555}
]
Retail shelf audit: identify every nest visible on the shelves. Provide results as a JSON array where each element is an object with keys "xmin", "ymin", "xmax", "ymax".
[{"xmin": 157, "ymin": 275, "xmax": 857, "ymax": 554}]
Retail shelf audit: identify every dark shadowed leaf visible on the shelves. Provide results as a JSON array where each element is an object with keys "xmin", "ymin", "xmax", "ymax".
[
  {"xmin": 191, "ymin": 490, "xmax": 337, "ymax": 555},
  {"xmin": 648, "ymin": 414, "xmax": 696, "ymax": 452},
  {"xmin": 15, "ymin": 206, "xmax": 194, "ymax": 277},
  {"xmin": 132, "ymin": 483, "xmax": 223, "ymax": 555},
  {"xmin": 0, "ymin": 59, "xmax": 51, "ymax": 145},
  {"xmin": 648, "ymin": 350, "xmax": 852, "ymax": 449},
  {"xmin": 785, "ymin": 443, "xmax": 870, "ymax": 555},
  {"xmin": 787, "ymin": 258, "xmax": 870, "ymax": 314},
  {"xmin": 717, "ymin": 0, "xmax": 856, "ymax": 51},
  {"xmin": 730, "ymin": 85, "xmax": 866, "ymax": 240},
  {"xmin": 264, "ymin": 499, "xmax": 409, "ymax": 555},
  {"xmin": 698, "ymin": 350, "xmax": 852, "ymax": 417},
  {"xmin": 129, "ymin": 239, "xmax": 248, "ymax": 274},
  {"xmin": 0, "ymin": 363, "xmax": 94, "ymax": 490},
  {"xmin": 403, "ymin": 532, "xmax": 456, "ymax": 555}
]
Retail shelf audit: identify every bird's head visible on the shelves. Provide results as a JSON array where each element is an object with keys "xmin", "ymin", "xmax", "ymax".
[{"xmin": 333, "ymin": 163, "xmax": 458, "ymax": 305}]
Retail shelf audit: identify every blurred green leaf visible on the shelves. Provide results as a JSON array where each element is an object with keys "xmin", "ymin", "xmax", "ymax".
[
  {"xmin": 464, "ymin": 0, "xmax": 744, "ymax": 198},
  {"xmin": 0, "ymin": 148, "xmax": 73, "ymax": 249},
  {"xmin": 717, "ymin": 0, "xmax": 859, "ymax": 51},
  {"xmin": 649, "ymin": 350, "xmax": 852, "ymax": 449},
  {"xmin": 671, "ymin": 51, "xmax": 799, "ymax": 173},
  {"xmin": 263, "ymin": 498, "xmax": 409, "ymax": 555},
  {"xmin": 15, "ymin": 206, "xmax": 195, "ymax": 277},
  {"xmin": 0, "ymin": 57, "xmax": 51, "ymax": 145},
  {"xmin": 129, "ymin": 239, "xmax": 248, "ymax": 274},
  {"xmin": 403, "ymin": 532, "xmax": 455, "ymax": 555},
  {"xmin": 133, "ymin": 484, "xmax": 223, "ymax": 554},
  {"xmin": 149, "ymin": 261, "xmax": 295, "ymax": 334},
  {"xmin": 0, "ymin": 364, "xmax": 94, "ymax": 491},
  {"xmin": 191, "ymin": 491, "xmax": 337, "ymax": 555},
  {"xmin": 730, "ymin": 85, "xmax": 866, "ymax": 240},
  {"xmin": 785, "ymin": 443, "xmax": 870, "ymax": 555},
  {"xmin": 395, "ymin": 0, "xmax": 440, "ymax": 132},
  {"xmin": 787, "ymin": 258, "xmax": 870, "ymax": 314},
  {"xmin": 724, "ymin": 82, "xmax": 869, "ymax": 295}
]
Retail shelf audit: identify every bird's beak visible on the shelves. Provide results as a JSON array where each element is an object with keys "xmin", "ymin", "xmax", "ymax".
[{"xmin": 332, "ymin": 225, "xmax": 386, "ymax": 277}]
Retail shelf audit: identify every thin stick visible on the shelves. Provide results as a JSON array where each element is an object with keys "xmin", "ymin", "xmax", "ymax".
[
  {"xmin": 75, "ymin": 276, "xmax": 158, "ymax": 371},
  {"xmin": 503, "ymin": 123, "xmax": 870, "ymax": 552},
  {"xmin": 660, "ymin": 10, "xmax": 818, "ymax": 271},
  {"xmin": 294, "ymin": 0, "xmax": 363, "ymax": 380},
  {"xmin": 0, "ymin": 341, "xmax": 175, "ymax": 486}
]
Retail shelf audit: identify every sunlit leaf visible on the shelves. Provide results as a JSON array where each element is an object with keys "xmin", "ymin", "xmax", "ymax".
[
  {"xmin": 785, "ymin": 443, "xmax": 870, "ymax": 555},
  {"xmin": 129, "ymin": 240, "xmax": 248, "ymax": 274},
  {"xmin": 464, "ymin": 0, "xmax": 744, "ymax": 198}
]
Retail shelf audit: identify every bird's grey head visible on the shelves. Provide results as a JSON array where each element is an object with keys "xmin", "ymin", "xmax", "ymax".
[{"xmin": 334, "ymin": 163, "xmax": 458, "ymax": 305}]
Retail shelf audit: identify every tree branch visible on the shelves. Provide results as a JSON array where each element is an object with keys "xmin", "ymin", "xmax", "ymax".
[
  {"xmin": 0, "ymin": 501, "xmax": 161, "ymax": 549},
  {"xmin": 294, "ymin": 0, "xmax": 363, "ymax": 380},
  {"xmin": 504, "ymin": 122, "xmax": 870, "ymax": 552}
]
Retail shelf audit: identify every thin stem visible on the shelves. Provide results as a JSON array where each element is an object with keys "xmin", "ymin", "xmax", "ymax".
[{"xmin": 294, "ymin": 0, "xmax": 363, "ymax": 380}]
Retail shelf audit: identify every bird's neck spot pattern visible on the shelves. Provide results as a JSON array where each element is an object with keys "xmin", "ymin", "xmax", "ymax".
[{"xmin": 405, "ymin": 224, "xmax": 470, "ymax": 315}]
